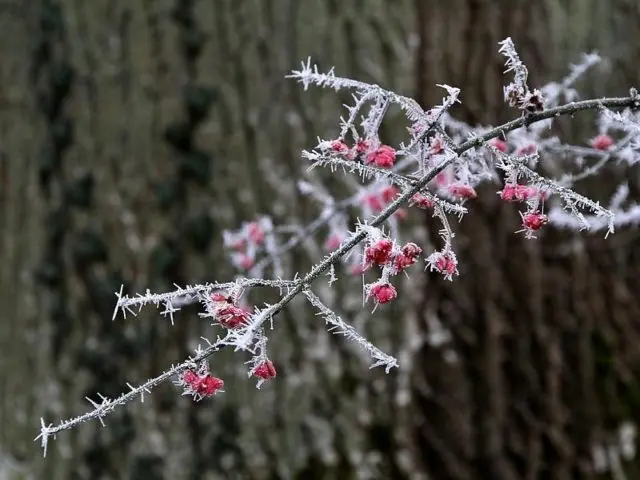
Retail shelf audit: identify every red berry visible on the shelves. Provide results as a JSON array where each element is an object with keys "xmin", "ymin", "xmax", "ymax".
[
  {"xmin": 428, "ymin": 251, "xmax": 458, "ymax": 280},
  {"xmin": 369, "ymin": 282, "xmax": 397, "ymax": 304},
  {"xmin": 365, "ymin": 145, "xmax": 396, "ymax": 168},
  {"xmin": 365, "ymin": 239, "xmax": 394, "ymax": 266},
  {"xmin": 254, "ymin": 360, "xmax": 277, "ymax": 380},
  {"xmin": 522, "ymin": 212, "xmax": 547, "ymax": 231},
  {"xmin": 217, "ymin": 305, "xmax": 250, "ymax": 329},
  {"xmin": 499, "ymin": 184, "xmax": 537, "ymax": 202},
  {"xmin": 381, "ymin": 186, "xmax": 400, "ymax": 204},
  {"xmin": 362, "ymin": 193, "xmax": 383, "ymax": 212},
  {"xmin": 197, "ymin": 375, "xmax": 224, "ymax": 396},
  {"xmin": 183, "ymin": 370, "xmax": 198, "ymax": 386}
]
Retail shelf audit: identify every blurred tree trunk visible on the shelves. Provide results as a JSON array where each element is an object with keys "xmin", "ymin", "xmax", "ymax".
[
  {"xmin": 412, "ymin": 0, "xmax": 640, "ymax": 479},
  {"xmin": 0, "ymin": 0, "xmax": 639, "ymax": 479}
]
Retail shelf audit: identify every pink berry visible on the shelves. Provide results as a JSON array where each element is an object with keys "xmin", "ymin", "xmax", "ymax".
[
  {"xmin": 365, "ymin": 145, "xmax": 396, "ymax": 168},
  {"xmin": 448, "ymin": 184, "xmax": 477, "ymax": 199},
  {"xmin": 489, "ymin": 138, "xmax": 508, "ymax": 153},
  {"xmin": 254, "ymin": 360, "xmax": 277, "ymax": 380},
  {"xmin": 410, "ymin": 193, "xmax": 434, "ymax": 209},
  {"xmin": 369, "ymin": 282, "xmax": 397, "ymax": 304},
  {"xmin": 211, "ymin": 293, "xmax": 228, "ymax": 302},
  {"xmin": 247, "ymin": 222, "xmax": 264, "ymax": 245},
  {"xmin": 429, "ymin": 135, "xmax": 445, "ymax": 155},
  {"xmin": 590, "ymin": 134, "xmax": 613, "ymax": 151},
  {"xmin": 324, "ymin": 234, "xmax": 342, "ymax": 251},
  {"xmin": 239, "ymin": 255, "xmax": 254, "ymax": 270},
  {"xmin": 393, "ymin": 208, "xmax": 408, "ymax": 220},
  {"xmin": 362, "ymin": 193, "xmax": 384, "ymax": 212},
  {"xmin": 515, "ymin": 143, "xmax": 537, "ymax": 155},
  {"xmin": 331, "ymin": 140, "xmax": 349, "ymax": 153}
]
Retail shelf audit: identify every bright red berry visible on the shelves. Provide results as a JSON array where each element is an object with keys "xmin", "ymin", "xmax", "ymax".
[
  {"xmin": 522, "ymin": 212, "xmax": 547, "ymax": 231},
  {"xmin": 365, "ymin": 239, "xmax": 394, "ymax": 266},
  {"xmin": 254, "ymin": 360, "xmax": 277, "ymax": 380},
  {"xmin": 197, "ymin": 375, "xmax": 224, "ymax": 397},
  {"xmin": 183, "ymin": 370, "xmax": 198, "ymax": 386},
  {"xmin": 365, "ymin": 145, "xmax": 396, "ymax": 168},
  {"xmin": 369, "ymin": 282, "xmax": 397, "ymax": 304}
]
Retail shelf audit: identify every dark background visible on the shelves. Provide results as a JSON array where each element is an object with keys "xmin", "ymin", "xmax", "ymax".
[{"xmin": 1, "ymin": 0, "xmax": 640, "ymax": 478}]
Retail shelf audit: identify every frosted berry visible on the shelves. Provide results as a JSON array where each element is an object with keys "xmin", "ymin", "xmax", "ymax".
[
  {"xmin": 365, "ymin": 145, "xmax": 396, "ymax": 168},
  {"xmin": 499, "ymin": 184, "xmax": 537, "ymax": 202},
  {"xmin": 429, "ymin": 135, "xmax": 445, "ymax": 155},
  {"xmin": 448, "ymin": 183, "xmax": 477, "ymax": 199},
  {"xmin": 183, "ymin": 370, "xmax": 198, "ymax": 386},
  {"xmin": 197, "ymin": 375, "xmax": 224, "ymax": 397},
  {"xmin": 217, "ymin": 305, "xmax": 250, "ymax": 329},
  {"xmin": 369, "ymin": 282, "xmax": 397, "ymax": 304},
  {"xmin": 428, "ymin": 251, "xmax": 458, "ymax": 280},
  {"xmin": 522, "ymin": 212, "xmax": 547, "ymax": 231},
  {"xmin": 254, "ymin": 360, "xmax": 277, "ymax": 380},
  {"xmin": 331, "ymin": 140, "xmax": 349, "ymax": 153},
  {"xmin": 394, "ymin": 244, "xmax": 422, "ymax": 272},
  {"xmin": 365, "ymin": 239, "xmax": 394, "ymax": 266},
  {"xmin": 355, "ymin": 139, "xmax": 370, "ymax": 153},
  {"xmin": 410, "ymin": 193, "xmax": 434, "ymax": 209}
]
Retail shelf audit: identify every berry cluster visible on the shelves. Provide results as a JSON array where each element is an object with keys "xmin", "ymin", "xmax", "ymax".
[{"xmin": 362, "ymin": 235, "xmax": 423, "ymax": 305}]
